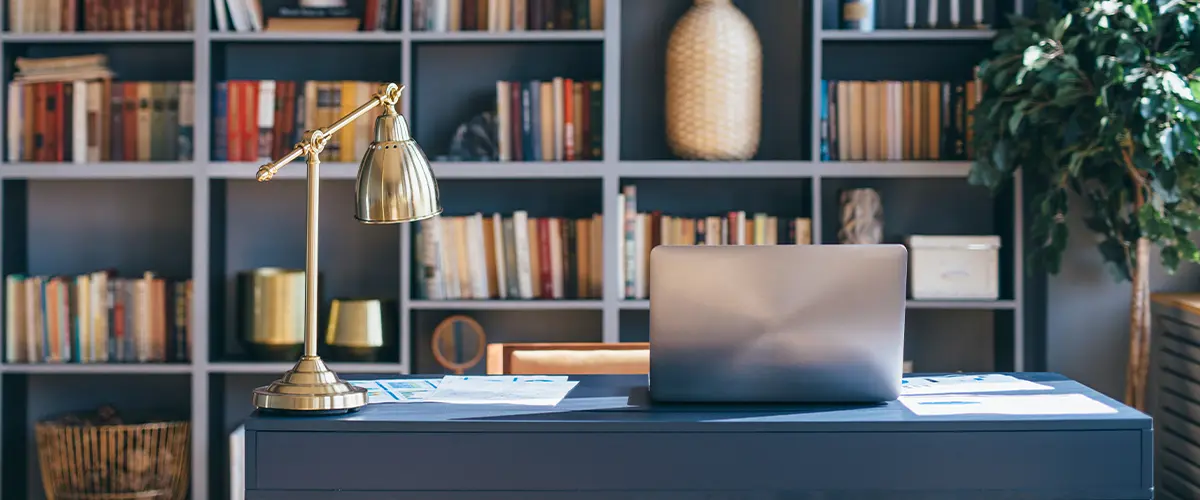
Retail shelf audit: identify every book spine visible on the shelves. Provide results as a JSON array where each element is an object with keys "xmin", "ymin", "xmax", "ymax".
[
  {"xmin": 212, "ymin": 82, "xmax": 227, "ymax": 162},
  {"xmin": 527, "ymin": 80, "xmax": 541, "ymax": 161},
  {"xmin": 178, "ymin": 81, "xmax": 194, "ymax": 161},
  {"xmin": 257, "ymin": 80, "xmax": 276, "ymax": 163}
]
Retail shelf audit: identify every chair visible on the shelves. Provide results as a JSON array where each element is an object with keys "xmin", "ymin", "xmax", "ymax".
[{"xmin": 486, "ymin": 342, "xmax": 650, "ymax": 375}]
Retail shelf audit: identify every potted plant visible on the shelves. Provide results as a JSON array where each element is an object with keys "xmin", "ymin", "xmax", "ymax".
[{"xmin": 970, "ymin": 0, "xmax": 1200, "ymax": 410}]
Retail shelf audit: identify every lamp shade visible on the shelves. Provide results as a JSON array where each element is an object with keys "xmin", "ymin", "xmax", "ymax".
[{"xmin": 355, "ymin": 108, "xmax": 442, "ymax": 224}]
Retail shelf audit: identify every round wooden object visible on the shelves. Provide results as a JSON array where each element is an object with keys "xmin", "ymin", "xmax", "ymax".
[{"xmin": 431, "ymin": 315, "xmax": 487, "ymax": 374}]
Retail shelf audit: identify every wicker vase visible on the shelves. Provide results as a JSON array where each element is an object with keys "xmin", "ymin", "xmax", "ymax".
[{"xmin": 665, "ymin": 0, "xmax": 762, "ymax": 161}]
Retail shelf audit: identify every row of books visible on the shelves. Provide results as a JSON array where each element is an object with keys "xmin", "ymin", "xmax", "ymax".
[
  {"xmin": 836, "ymin": 0, "xmax": 992, "ymax": 31},
  {"xmin": 413, "ymin": 0, "xmax": 603, "ymax": 32},
  {"xmin": 213, "ymin": 80, "xmax": 389, "ymax": 163},
  {"xmin": 497, "ymin": 79, "xmax": 602, "ymax": 162},
  {"xmin": 8, "ymin": 0, "xmax": 194, "ymax": 32},
  {"xmin": 7, "ymin": 80, "xmax": 196, "ymax": 163},
  {"xmin": 415, "ymin": 212, "xmax": 604, "ymax": 300},
  {"xmin": 3, "ymin": 272, "xmax": 192, "ymax": 365},
  {"xmin": 819, "ymin": 79, "xmax": 979, "ymax": 162},
  {"xmin": 215, "ymin": 0, "xmax": 400, "ymax": 32},
  {"xmin": 617, "ymin": 186, "xmax": 813, "ymax": 300}
]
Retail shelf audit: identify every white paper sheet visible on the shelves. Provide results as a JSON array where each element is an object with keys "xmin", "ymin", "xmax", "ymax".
[
  {"xmin": 424, "ymin": 375, "xmax": 578, "ymax": 406},
  {"xmin": 900, "ymin": 374, "xmax": 1053, "ymax": 395},
  {"xmin": 899, "ymin": 394, "xmax": 1117, "ymax": 416},
  {"xmin": 351, "ymin": 378, "xmax": 441, "ymax": 404}
]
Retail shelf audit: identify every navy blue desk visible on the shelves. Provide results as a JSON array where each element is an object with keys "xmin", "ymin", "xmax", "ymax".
[{"xmin": 241, "ymin": 373, "xmax": 1152, "ymax": 499}]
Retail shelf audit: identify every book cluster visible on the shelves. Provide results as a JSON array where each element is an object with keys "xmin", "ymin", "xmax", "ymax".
[
  {"xmin": 214, "ymin": 80, "xmax": 390, "ymax": 163},
  {"xmin": 7, "ymin": 0, "xmax": 194, "ymax": 32},
  {"xmin": 617, "ymin": 186, "xmax": 813, "ymax": 300},
  {"xmin": 415, "ymin": 212, "xmax": 604, "ymax": 300},
  {"xmin": 6, "ymin": 55, "xmax": 194, "ymax": 163},
  {"xmin": 496, "ymin": 78, "xmax": 602, "ymax": 162},
  {"xmin": 837, "ymin": 0, "xmax": 991, "ymax": 31},
  {"xmin": 819, "ymin": 79, "xmax": 980, "ymax": 162},
  {"xmin": 413, "ymin": 0, "xmax": 604, "ymax": 31},
  {"xmin": 4, "ymin": 272, "xmax": 192, "ymax": 364},
  {"xmin": 215, "ymin": 0, "xmax": 401, "ymax": 32}
]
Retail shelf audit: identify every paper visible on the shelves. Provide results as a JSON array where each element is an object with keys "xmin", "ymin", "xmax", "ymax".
[
  {"xmin": 424, "ymin": 375, "xmax": 578, "ymax": 406},
  {"xmin": 901, "ymin": 374, "xmax": 1053, "ymax": 396},
  {"xmin": 899, "ymin": 394, "xmax": 1117, "ymax": 416},
  {"xmin": 351, "ymin": 379, "xmax": 441, "ymax": 404}
]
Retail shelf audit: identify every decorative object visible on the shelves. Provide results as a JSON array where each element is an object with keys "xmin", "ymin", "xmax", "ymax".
[
  {"xmin": 251, "ymin": 82, "xmax": 442, "ymax": 415},
  {"xmin": 906, "ymin": 235, "xmax": 1001, "ymax": 300},
  {"xmin": 435, "ymin": 111, "xmax": 499, "ymax": 162},
  {"xmin": 664, "ymin": 0, "xmax": 761, "ymax": 160},
  {"xmin": 969, "ymin": 1, "xmax": 1200, "ymax": 410},
  {"xmin": 35, "ymin": 405, "xmax": 189, "ymax": 500},
  {"xmin": 838, "ymin": 188, "xmax": 883, "ymax": 244},
  {"xmin": 237, "ymin": 268, "xmax": 306, "ymax": 362},
  {"xmin": 841, "ymin": 0, "xmax": 874, "ymax": 32},
  {"xmin": 324, "ymin": 298, "xmax": 388, "ymax": 362},
  {"xmin": 431, "ymin": 315, "xmax": 486, "ymax": 374}
]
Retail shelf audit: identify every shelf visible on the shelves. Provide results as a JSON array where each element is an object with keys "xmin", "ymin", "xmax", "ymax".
[
  {"xmin": 816, "ymin": 161, "xmax": 973, "ymax": 178},
  {"xmin": 1, "ymin": 363, "xmax": 193, "ymax": 374},
  {"xmin": 207, "ymin": 162, "xmax": 359, "ymax": 179},
  {"xmin": 434, "ymin": 161, "xmax": 606, "ymax": 178},
  {"xmin": 3, "ymin": 32, "xmax": 196, "ymax": 43},
  {"xmin": 207, "ymin": 362, "xmax": 405, "ymax": 374},
  {"xmin": 2, "ymin": 162, "xmax": 199, "ymax": 179},
  {"xmin": 409, "ymin": 299, "xmax": 604, "ymax": 310},
  {"xmin": 820, "ymin": 29, "xmax": 996, "ymax": 41},
  {"xmin": 622, "ymin": 300, "xmax": 1017, "ymax": 310},
  {"xmin": 618, "ymin": 161, "xmax": 816, "ymax": 178},
  {"xmin": 209, "ymin": 31, "xmax": 406, "ymax": 42},
  {"xmin": 410, "ymin": 30, "xmax": 604, "ymax": 42}
]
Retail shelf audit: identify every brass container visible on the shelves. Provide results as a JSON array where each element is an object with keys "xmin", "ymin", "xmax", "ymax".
[
  {"xmin": 325, "ymin": 298, "xmax": 388, "ymax": 362},
  {"xmin": 237, "ymin": 268, "xmax": 306, "ymax": 361}
]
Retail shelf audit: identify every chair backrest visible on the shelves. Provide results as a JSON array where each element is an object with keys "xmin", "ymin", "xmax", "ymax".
[{"xmin": 486, "ymin": 342, "xmax": 650, "ymax": 375}]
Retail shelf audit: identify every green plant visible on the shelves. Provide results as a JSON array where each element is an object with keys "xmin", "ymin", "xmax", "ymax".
[{"xmin": 970, "ymin": 0, "xmax": 1200, "ymax": 410}]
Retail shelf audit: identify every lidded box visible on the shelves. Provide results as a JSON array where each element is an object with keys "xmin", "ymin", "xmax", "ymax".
[{"xmin": 905, "ymin": 235, "xmax": 1001, "ymax": 300}]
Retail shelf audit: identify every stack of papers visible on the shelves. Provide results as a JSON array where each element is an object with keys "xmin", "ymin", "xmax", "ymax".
[
  {"xmin": 900, "ymin": 374, "xmax": 1053, "ymax": 395},
  {"xmin": 350, "ymin": 375, "xmax": 579, "ymax": 406},
  {"xmin": 899, "ymin": 394, "xmax": 1118, "ymax": 416}
]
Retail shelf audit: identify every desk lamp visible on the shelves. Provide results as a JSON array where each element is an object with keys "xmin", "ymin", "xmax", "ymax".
[{"xmin": 251, "ymin": 83, "xmax": 441, "ymax": 414}]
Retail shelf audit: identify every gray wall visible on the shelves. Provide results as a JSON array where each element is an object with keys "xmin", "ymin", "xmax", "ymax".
[{"xmin": 1048, "ymin": 194, "xmax": 1200, "ymax": 398}]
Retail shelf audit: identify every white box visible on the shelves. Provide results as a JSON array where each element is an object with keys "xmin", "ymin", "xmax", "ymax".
[{"xmin": 906, "ymin": 235, "xmax": 1001, "ymax": 300}]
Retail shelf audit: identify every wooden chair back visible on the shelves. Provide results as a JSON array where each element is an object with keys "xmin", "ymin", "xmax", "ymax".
[{"xmin": 485, "ymin": 342, "xmax": 650, "ymax": 375}]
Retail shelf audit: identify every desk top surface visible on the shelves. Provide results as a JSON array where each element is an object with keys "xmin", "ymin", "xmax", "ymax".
[{"xmin": 244, "ymin": 372, "xmax": 1150, "ymax": 434}]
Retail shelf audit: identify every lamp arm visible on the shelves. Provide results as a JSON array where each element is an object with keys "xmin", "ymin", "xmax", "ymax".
[{"xmin": 256, "ymin": 82, "xmax": 405, "ymax": 182}]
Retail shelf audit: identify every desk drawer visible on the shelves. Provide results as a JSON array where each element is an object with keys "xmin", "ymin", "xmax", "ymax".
[{"xmin": 251, "ymin": 429, "xmax": 1145, "ymax": 494}]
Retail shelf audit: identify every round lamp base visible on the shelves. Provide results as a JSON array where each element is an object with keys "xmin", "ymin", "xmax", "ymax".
[{"xmin": 252, "ymin": 356, "xmax": 368, "ymax": 413}]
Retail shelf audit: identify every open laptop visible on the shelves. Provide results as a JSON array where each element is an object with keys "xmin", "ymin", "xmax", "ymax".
[{"xmin": 648, "ymin": 244, "xmax": 907, "ymax": 403}]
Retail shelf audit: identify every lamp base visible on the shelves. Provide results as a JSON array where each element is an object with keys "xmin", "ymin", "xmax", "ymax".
[{"xmin": 252, "ymin": 356, "xmax": 368, "ymax": 414}]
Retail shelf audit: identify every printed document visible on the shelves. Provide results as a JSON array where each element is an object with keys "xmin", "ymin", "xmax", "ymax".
[
  {"xmin": 424, "ymin": 375, "xmax": 578, "ymax": 406},
  {"xmin": 350, "ymin": 379, "xmax": 441, "ymax": 404},
  {"xmin": 899, "ymin": 393, "xmax": 1117, "ymax": 416},
  {"xmin": 901, "ymin": 374, "xmax": 1053, "ymax": 395}
]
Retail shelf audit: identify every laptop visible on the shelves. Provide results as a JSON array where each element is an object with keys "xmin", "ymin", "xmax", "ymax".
[{"xmin": 648, "ymin": 244, "xmax": 907, "ymax": 403}]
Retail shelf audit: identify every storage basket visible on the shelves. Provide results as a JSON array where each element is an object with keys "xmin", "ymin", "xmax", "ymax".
[{"xmin": 35, "ymin": 413, "xmax": 189, "ymax": 500}]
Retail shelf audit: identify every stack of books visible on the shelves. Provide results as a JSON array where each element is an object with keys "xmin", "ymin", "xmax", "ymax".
[
  {"xmin": 4, "ymin": 272, "xmax": 192, "ymax": 364},
  {"xmin": 213, "ymin": 80, "xmax": 390, "ymax": 163},
  {"xmin": 617, "ymin": 186, "xmax": 813, "ymax": 300},
  {"xmin": 819, "ymin": 79, "xmax": 981, "ymax": 162},
  {"xmin": 414, "ymin": 212, "xmax": 604, "ymax": 300},
  {"xmin": 6, "ymin": 55, "xmax": 195, "ymax": 163},
  {"xmin": 496, "ymin": 78, "xmax": 602, "ymax": 162},
  {"xmin": 214, "ymin": 0, "xmax": 401, "ymax": 32},
  {"xmin": 413, "ymin": 0, "xmax": 604, "ymax": 31},
  {"xmin": 7, "ymin": 0, "xmax": 194, "ymax": 32}
]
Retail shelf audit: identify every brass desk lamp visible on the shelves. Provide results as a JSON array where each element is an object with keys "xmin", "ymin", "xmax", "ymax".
[{"xmin": 251, "ymin": 83, "xmax": 441, "ymax": 414}]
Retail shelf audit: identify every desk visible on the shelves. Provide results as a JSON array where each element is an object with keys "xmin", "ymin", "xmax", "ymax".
[{"xmin": 241, "ymin": 373, "xmax": 1151, "ymax": 499}]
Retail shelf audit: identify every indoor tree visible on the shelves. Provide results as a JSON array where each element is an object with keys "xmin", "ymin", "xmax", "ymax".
[{"xmin": 970, "ymin": 0, "xmax": 1200, "ymax": 410}]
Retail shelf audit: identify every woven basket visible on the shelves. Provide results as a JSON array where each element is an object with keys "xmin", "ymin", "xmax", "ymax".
[
  {"xmin": 665, "ymin": 0, "xmax": 762, "ymax": 161},
  {"xmin": 35, "ymin": 418, "xmax": 190, "ymax": 500}
]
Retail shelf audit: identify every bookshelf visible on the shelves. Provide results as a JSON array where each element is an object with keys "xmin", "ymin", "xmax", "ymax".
[{"xmin": 0, "ymin": 0, "xmax": 1033, "ymax": 499}]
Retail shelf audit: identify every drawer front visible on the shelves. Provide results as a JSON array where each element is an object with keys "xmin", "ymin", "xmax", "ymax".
[{"xmin": 251, "ymin": 429, "xmax": 1146, "ymax": 494}]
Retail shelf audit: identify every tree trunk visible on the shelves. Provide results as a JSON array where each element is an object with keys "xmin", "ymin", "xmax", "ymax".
[{"xmin": 1125, "ymin": 237, "xmax": 1151, "ymax": 411}]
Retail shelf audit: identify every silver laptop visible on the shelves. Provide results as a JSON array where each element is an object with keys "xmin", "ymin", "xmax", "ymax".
[{"xmin": 648, "ymin": 244, "xmax": 907, "ymax": 403}]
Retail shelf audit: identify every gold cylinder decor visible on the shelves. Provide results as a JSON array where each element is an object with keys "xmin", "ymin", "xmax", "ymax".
[
  {"xmin": 35, "ymin": 419, "xmax": 190, "ymax": 500},
  {"xmin": 237, "ymin": 268, "xmax": 307, "ymax": 361},
  {"xmin": 325, "ymin": 298, "xmax": 388, "ymax": 362},
  {"xmin": 665, "ymin": 0, "xmax": 762, "ymax": 161}
]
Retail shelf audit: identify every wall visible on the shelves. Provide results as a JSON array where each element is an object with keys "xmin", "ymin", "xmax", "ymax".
[{"xmin": 1048, "ymin": 194, "xmax": 1200, "ymax": 398}]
